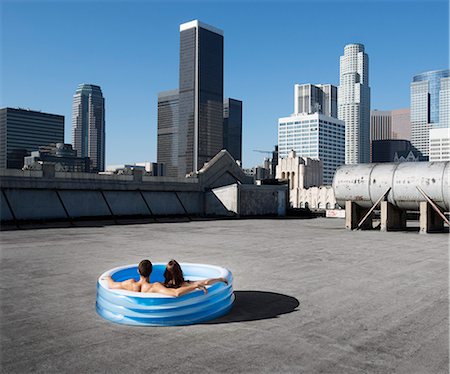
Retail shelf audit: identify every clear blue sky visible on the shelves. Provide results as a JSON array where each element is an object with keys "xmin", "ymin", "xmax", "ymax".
[{"xmin": 1, "ymin": 0, "xmax": 448, "ymax": 168}]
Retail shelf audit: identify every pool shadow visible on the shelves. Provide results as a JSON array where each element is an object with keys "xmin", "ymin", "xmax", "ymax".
[{"xmin": 203, "ymin": 291, "xmax": 300, "ymax": 324}]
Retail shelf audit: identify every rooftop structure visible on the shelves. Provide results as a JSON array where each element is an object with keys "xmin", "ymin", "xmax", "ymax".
[{"xmin": 1, "ymin": 218, "xmax": 447, "ymax": 372}]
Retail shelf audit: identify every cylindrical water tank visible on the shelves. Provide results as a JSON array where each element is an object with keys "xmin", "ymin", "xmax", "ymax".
[{"xmin": 332, "ymin": 162, "xmax": 450, "ymax": 211}]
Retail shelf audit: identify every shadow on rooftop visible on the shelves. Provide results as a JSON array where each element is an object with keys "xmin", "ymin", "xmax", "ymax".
[{"xmin": 202, "ymin": 291, "xmax": 300, "ymax": 324}]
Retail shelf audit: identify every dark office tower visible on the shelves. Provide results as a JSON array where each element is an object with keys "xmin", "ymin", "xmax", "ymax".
[
  {"xmin": 178, "ymin": 20, "xmax": 224, "ymax": 177},
  {"xmin": 72, "ymin": 84, "xmax": 105, "ymax": 172},
  {"xmin": 223, "ymin": 98, "xmax": 243, "ymax": 163},
  {"xmin": 0, "ymin": 108, "xmax": 64, "ymax": 169},
  {"xmin": 157, "ymin": 89, "xmax": 179, "ymax": 177}
]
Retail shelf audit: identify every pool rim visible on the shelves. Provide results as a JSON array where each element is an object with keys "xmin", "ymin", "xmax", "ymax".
[{"xmin": 97, "ymin": 262, "xmax": 232, "ymax": 298}]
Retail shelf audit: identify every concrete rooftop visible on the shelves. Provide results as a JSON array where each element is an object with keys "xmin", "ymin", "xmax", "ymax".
[{"xmin": 1, "ymin": 218, "xmax": 449, "ymax": 373}]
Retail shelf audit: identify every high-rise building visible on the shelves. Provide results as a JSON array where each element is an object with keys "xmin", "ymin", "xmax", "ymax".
[
  {"xmin": 223, "ymin": 98, "xmax": 242, "ymax": 163},
  {"xmin": 72, "ymin": 84, "xmax": 105, "ymax": 172},
  {"xmin": 157, "ymin": 89, "xmax": 179, "ymax": 177},
  {"xmin": 0, "ymin": 107, "xmax": 64, "ymax": 169},
  {"xmin": 439, "ymin": 77, "xmax": 450, "ymax": 129},
  {"xmin": 429, "ymin": 127, "xmax": 450, "ymax": 161},
  {"xmin": 411, "ymin": 69, "xmax": 450, "ymax": 156},
  {"xmin": 370, "ymin": 110, "xmax": 392, "ymax": 142},
  {"xmin": 294, "ymin": 84, "xmax": 337, "ymax": 118},
  {"xmin": 278, "ymin": 112, "xmax": 345, "ymax": 185},
  {"xmin": 391, "ymin": 108, "xmax": 411, "ymax": 140},
  {"xmin": 338, "ymin": 43, "xmax": 371, "ymax": 164},
  {"xmin": 178, "ymin": 20, "xmax": 224, "ymax": 177}
]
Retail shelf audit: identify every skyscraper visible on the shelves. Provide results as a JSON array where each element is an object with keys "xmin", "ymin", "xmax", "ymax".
[
  {"xmin": 294, "ymin": 84, "xmax": 337, "ymax": 117},
  {"xmin": 223, "ymin": 98, "xmax": 242, "ymax": 163},
  {"xmin": 278, "ymin": 112, "xmax": 345, "ymax": 185},
  {"xmin": 178, "ymin": 20, "xmax": 224, "ymax": 177},
  {"xmin": 411, "ymin": 69, "xmax": 450, "ymax": 156},
  {"xmin": 391, "ymin": 108, "xmax": 411, "ymax": 140},
  {"xmin": 338, "ymin": 43, "xmax": 371, "ymax": 164},
  {"xmin": 0, "ymin": 108, "xmax": 64, "ymax": 169},
  {"xmin": 72, "ymin": 84, "xmax": 105, "ymax": 172},
  {"xmin": 157, "ymin": 89, "xmax": 179, "ymax": 177}
]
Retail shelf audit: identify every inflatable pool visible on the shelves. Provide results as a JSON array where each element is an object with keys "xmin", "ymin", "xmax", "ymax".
[{"xmin": 96, "ymin": 263, "xmax": 234, "ymax": 326}]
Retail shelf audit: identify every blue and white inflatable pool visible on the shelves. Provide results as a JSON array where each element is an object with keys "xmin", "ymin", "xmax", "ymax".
[{"xmin": 96, "ymin": 263, "xmax": 234, "ymax": 326}]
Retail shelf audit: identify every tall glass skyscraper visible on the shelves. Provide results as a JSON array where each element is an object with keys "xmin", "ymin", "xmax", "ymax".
[
  {"xmin": 223, "ymin": 98, "xmax": 242, "ymax": 163},
  {"xmin": 178, "ymin": 20, "xmax": 224, "ymax": 177},
  {"xmin": 338, "ymin": 43, "xmax": 371, "ymax": 164},
  {"xmin": 157, "ymin": 89, "xmax": 179, "ymax": 177},
  {"xmin": 411, "ymin": 69, "xmax": 450, "ymax": 156},
  {"xmin": 72, "ymin": 84, "xmax": 105, "ymax": 172}
]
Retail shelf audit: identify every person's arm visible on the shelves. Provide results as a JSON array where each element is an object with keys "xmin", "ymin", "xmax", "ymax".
[
  {"xmin": 149, "ymin": 282, "xmax": 207, "ymax": 297},
  {"xmin": 102, "ymin": 276, "xmax": 140, "ymax": 292},
  {"xmin": 190, "ymin": 277, "xmax": 228, "ymax": 287}
]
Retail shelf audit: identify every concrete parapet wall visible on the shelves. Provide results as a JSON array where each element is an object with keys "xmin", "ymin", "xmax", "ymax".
[
  {"xmin": 0, "ymin": 151, "xmax": 284, "ymax": 224},
  {"xmin": 103, "ymin": 191, "xmax": 150, "ymax": 216},
  {"xmin": 141, "ymin": 191, "xmax": 186, "ymax": 216},
  {"xmin": 3, "ymin": 189, "xmax": 67, "ymax": 220},
  {"xmin": 58, "ymin": 190, "xmax": 111, "ymax": 218},
  {"xmin": 239, "ymin": 184, "xmax": 287, "ymax": 216},
  {"xmin": 205, "ymin": 184, "xmax": 287, "ymax": 217}
]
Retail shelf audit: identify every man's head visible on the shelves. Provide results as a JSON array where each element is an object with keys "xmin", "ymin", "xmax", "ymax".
[{"xmin": 138, "ymin": 259, "xmax": 153, "ymax": 278}]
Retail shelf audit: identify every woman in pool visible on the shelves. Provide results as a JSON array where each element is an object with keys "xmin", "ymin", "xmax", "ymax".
[{"xmin": 164, "ymin": 259, "xmax": 228, "ymax": 289}]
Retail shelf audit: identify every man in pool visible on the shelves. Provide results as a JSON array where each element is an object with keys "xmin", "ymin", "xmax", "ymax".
[{"xmin": 103, "ymin": 259, "xmax": 207, "ymax": 296}]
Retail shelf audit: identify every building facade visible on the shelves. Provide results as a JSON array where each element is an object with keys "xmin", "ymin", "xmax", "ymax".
[
  {"xmin": 294, "ymin": 83, "xmax": 337, "ymax": 117},
  {"xmin": 223, "ymin": 98, "xmax": 242, "ymax": 163},
  {"xmin": 178, "ymin": 20, "xmax": 224, "ymax": 177},
  {"xmin": 276, "ymin": 151, "xmax": 322, "ymax": 208},
  {"xmin": 24, "ymin": 143, "xmax": 90, "ymax": 172},
  {"xmin": 278, "ymin": 112, "xmax": 345, "ymax": 185},
  {"xmin": 157, "ymin": 89, "xmax": 179, "ymax": 177},
  {"xmin": 370, "ymin": 110, "xmax": 392, "ymax": 141},
  {"xmin": 72, "ymin": 84, "xmax": 105, "ymax": 172},
  {"xmin": 411, "ymin": 69, "xmax": 450, "ymax": 157},
  {"xmin": 338, "ymin": 43, "xmax": 371, "ymax": 164},
  {"xmin": 429, "ymin": 127, "xmax": 450, "ymax": 161},
  {"xmin": 371, "ymin": 139, "xmax": 413, "ymax": 163},
  {"xmin": 439, "ymin": 77, "xmax": 450, "ymax": 129},
  {"xmin": 0, "ymin": 108, "xmax": 64, "ymax": 169},
  {"xmin": 391, "ymin": 108, "xmax": 411, "ymax": 140}
]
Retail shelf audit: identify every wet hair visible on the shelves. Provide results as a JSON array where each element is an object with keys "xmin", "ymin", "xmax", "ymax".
[
  {"xmin": 138, "ymin": 260, "xmax": 153, "ymax": 278},
  {"xmin": 164, "ymin": 259, "xmax": 185, "ymax": 288}
]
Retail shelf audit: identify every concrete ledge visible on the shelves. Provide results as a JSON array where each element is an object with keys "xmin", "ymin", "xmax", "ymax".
[
  {"xmin": 4, "ymin": 189, "xmax": 67, "ymax": 220},
  {"xmin": 142, "ymin": 191, "xmax": 186, "ymax": 215},
  {"xmin": 176, "ymin": 192, "xmax": 204, "ymax": 215},
  {"xmin": 0, "ymin": 192, "xmax": 14, "ymax": 221},
  {"xmin": 103, "ymin": 191, "xmax": 151, "ymax": 216},
  {"xmin": 58, "ymin": 190, "xmax": 111, "ymax": 218}
]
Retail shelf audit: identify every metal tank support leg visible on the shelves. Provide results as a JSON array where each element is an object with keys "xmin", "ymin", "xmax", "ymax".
[
  {"xmin": 380, "ymin": 201, "xmax": 407, "ymax": 232},
  {"xmin": 345, "ymin": 201, "xmax": 373, "ymax": 230},
  {"xmin": 419, "ymin": 201, "xmax": 445, "ymax": 234}
]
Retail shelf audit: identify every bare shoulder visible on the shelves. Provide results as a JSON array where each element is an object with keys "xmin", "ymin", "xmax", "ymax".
[{"xmin": 122, "ymin": 279, "xmax": 140, "ymax": 292}]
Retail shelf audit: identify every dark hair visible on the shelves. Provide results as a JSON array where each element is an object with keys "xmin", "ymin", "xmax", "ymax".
[
  {"xmin": 164, "ymin": 259, "xmax": 185, "ymax": 288},
  {"xmin": 138, "ymin": 260, "xmax": 153, "ymax": 278}
]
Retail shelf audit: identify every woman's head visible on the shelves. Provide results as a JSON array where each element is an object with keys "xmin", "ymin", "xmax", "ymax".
[{"xmin": 164, "ymin": 259, "xmax": 184, "ymax": 288}]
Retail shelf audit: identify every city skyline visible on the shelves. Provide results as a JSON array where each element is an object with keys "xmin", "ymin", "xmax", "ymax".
[{"xmin": 1, "ymin": 1, "xmax": 448, "ymax": 167}]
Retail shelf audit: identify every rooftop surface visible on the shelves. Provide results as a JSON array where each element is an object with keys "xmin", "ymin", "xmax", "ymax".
[{"xmin": 1, "ymin": 218, "xmax": 448, "ymax": 373}]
